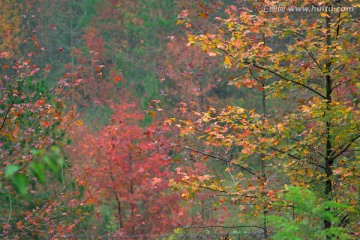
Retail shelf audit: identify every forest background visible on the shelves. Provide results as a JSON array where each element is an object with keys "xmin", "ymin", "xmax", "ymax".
[{"xmin": 0, "ymin": 0, "xmax": 359, "ymax": 239}]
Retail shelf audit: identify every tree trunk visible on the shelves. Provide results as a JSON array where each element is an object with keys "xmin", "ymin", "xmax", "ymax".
[{"xmin": 323, "ymin": 8, "xmax": 333, "ymax": 235}]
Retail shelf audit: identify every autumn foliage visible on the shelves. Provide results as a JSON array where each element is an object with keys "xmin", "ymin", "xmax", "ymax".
[
  {"xmin": 172, "ymin": 0, "xmax": 359, "ymax": 238},
  {"xmin": 1, "ymin": 0, "xmax": 359, "ymax": 239},
  {"xmin": 67, "ymin": 100, "xmax": 191, "ymax": 237}
]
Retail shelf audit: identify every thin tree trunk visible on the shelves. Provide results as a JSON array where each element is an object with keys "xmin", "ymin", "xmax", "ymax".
[
  {"xmin": 129, "ymin": 152, "xmax": 135, "ymax": 235},
  {"xmin": 324, "ymin": 8, "xmax": 334, "ymax": 235},
  {"xmin": 110, "ymin": 175, "xmax": 123, "ymax": 228},
  {"xmin": 260, "ymin": 32, "xmax": 268, "ymax": 239},
  {"xmin": 261, "ymin": 88, "xmax": 268, "ymax": 239}
]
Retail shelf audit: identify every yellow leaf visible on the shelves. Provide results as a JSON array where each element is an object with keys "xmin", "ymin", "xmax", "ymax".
[
  {"xmin": 277, "ymin": 123, "xmax": 284, "ymax": 132},
  {"xmin": 236, "ymin": 107, "xmax": 245, "ymax": 114},
  {"xmin": 320, "ymin": 12, "xmax": 330, "ymax": 18},
  {"xmin": 224, "ymin": 56, "xmax": 232, "ymax": 68}
]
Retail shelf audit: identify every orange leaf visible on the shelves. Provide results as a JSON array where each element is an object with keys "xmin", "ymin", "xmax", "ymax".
[
  {"xmin": 199, "ymin": 12, "xmax": 208, "ymax": 19},
  {"xmin": 152, "ymin": 177, "xmax": 162, "ymax": 186},
  {"xmin": 16, "ymin": 221, "xmax": 24, "ymax": 229},
  {"xmin": 149, "ymin": 110, "xmax": 156, "ymax": 118},
  {"xmin": 113, "ymin": 76, "xmax": 121, "ymax": 83},
  {"xmin": 40, "ymin": 120, "xmax": 51, "ymax": 128}
]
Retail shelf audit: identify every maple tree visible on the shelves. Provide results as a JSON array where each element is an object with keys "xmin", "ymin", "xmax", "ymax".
[
  {"xmin": 171, "ymin": 0, "xmax": 359, "ymax": 238},
  {"xmin": 67, "ymin": 99, "xmax": 193, "ymax": 237}
]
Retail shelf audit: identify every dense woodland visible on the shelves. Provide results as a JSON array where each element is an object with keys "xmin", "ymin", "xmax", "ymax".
[{"xmin": 0, "ymin": 0, "xmax": 359, "ymax": 239}]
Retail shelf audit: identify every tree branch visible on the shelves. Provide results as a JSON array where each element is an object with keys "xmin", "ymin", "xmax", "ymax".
[
  {"xmin": 268, "ymin": 146, "xmax": 301, "ymax": 160},
  {"xmin": 182, "ymin": 146, "xmax": 259, "ymax": 179},
  {"xmin": 0, "ymin": 96, "xmax": 17, "ymax": 131},
  {"xmin": 330, "ymin": 134, "xmax": 360, "ymax": 161},
  {"xmin": 250, "ymin": 63, "xmax": 327, "ymax": 99},
  {"xmin": 178, "ymin": 225, "xmax": 265, "ymax": 230},
  {"xmin": 338, "ymin": 213, "xmax": 349, "ymax": 227}
]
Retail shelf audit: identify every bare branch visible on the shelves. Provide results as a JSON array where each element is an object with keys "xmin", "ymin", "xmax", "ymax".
[
  {"xmin": 178, "ymin": 225, "xmax": 265, "ymax": 230},
  {"xmin": 331, "ymin": 134, "xmax": 360, "ymax": 161},
  {"xmin": 182, "ymin": 146, "xmax": 260, "ymax": 179},
  {"xmin": 0, "ymin": 96, "xmax": 17, "ymax": 131},
  {"xmin": 250, "ymin": 63, "xmax": 327, "ymax": 99}
]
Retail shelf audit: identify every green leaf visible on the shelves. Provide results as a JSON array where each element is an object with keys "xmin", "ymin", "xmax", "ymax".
[
  {"xmin": 44, "ymin": 155, "xmax": 58, "ymax": 173},
  {"xmin": 12, "ymin": 173, "xmax": 28, "ymax": 195},
  {"xmin": 43, "ymin": 146, "xmax": 65, "ymax": 173},
  {"xmin": 29, "ymin": 161, "xmax": 46, "ymax": 183},
  {"xmin": 5, "ymin": 164, "xmax": 20, "ymax": 178},
  {"xmin": 32, "ymin": 148, "xmax": 43, "ymax": 156},
  {"xmin": 50, "ymin": 145, "xmax": 61, "ymax": 155}
]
